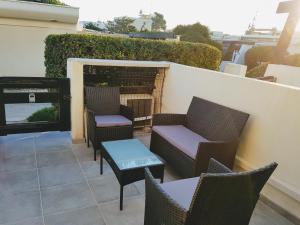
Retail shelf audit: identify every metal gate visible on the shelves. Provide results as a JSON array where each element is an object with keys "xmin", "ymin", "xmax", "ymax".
[{"xmin": 0, "ymin": 77, "xmax": 70, "ymax": 136}]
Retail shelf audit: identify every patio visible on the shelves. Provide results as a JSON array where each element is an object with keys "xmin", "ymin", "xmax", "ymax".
[{"xmin": 0, "ymin": 131, "xmax": 295, "ymax": 225}]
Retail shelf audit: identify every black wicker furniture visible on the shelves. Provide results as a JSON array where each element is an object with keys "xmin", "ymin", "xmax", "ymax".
[
  {"xmin": 85, "ymin": 86, "xmax": 134, "ymax": 161},
  {"xmin": 150, "ymin": 96, "xmax": 249, "ymax": 178},
  {"xmin": 144, "ymin": 158, "xmax": 278, "ymax": 225},
  {"xmin": 101, "ymin": 139, "xmax": 164, "ymax": 210}
]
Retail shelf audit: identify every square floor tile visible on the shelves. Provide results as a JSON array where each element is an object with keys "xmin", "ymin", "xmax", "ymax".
[
  {"xmin": 99, "ymin": 197, "xmax": 145, "ymax": 225},
  {"xmin": 37, "ymin": 150, "xmax": 77, "ymax": 168},
  {"xmin": 0, "ymin": 154, "xmax": 36, "ymax": 173},
  {"xmin": 250, "ymin": 201, "xmax": 295, "ymax": 225},
  {"xmin": 135, "ymin": 135, "xmax": 150, "ymax": 148},
  {"xmin": 0, "ymin": 169, "xmax": 38, "ymax": 194},
  {"xmin": 44, "ymin": 206, "xmax": 105, "ymax": 225},
  {"xmin": 72, "ymin": 144, "xmax": 98, "ymax": 162},
  {"xmin": 81, "ymin": 160, "xmax": 112, "ymax": 179},
  {"xmin": 41, "ymin": 182, "xmax": 95, "ymax": 215},
  {"xmin": 0, "ymin": 191, "xmax": 41, "ymax": 224},
  {"xmin": 8, "ymin": 217, "xmax": 43, "ymax": 225},
  {"xmin": 3, "ymin": 137, "xmax": 35, "ymax": 158},
  {"xmin": 39, "ymin": 163, "xmax": 84, "ymax": 188},
  {"xmin": 35, "ymin": 132, "xmax": 71, "ymax": 153},
  {"xmin": 89, "ymin": 175, "xmax": 140, "ymax": 204}
]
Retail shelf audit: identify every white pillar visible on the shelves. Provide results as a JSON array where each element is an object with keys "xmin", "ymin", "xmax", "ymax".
[
  {"xmin": 224, "ymin": 63, "xmax": 247, "ymax": 77},
  {"xmin": 67, "ymin": 60, "xmax": 85, "ymax": 143}
]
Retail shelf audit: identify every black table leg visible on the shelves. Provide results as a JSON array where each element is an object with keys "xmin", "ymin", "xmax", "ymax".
[
  {"xmin": 100, "ymin": 152, "xmax": 103, "ymax": 175},
  {"xmin": 120, "ymin": 185, "xmax": 124, "ymax": 211},
  {"xmin": 160, "ymin": 172, "xmax": 164, "ymax": 183}
]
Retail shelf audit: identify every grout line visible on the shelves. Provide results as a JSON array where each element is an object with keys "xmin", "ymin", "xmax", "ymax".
[
  {"xmin": 71, "ymin": 144, "xmax": 107, "ymax": 222},
  {"xmin": 34, "ymin": 136, "xmax": 46, "ymax": 225}
]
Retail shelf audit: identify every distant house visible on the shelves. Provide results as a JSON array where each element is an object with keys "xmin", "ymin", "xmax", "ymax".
[
  {"xmin": 131, "ymin": 13, "xmax": 153, "ymax": 32},
  {"xmin": 0, "ymin": 0, "xmax": 79, "ymax": 77}
]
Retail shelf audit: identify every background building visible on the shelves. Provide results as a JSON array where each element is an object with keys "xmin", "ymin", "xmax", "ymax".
[
  {"xmin": 131, "ymin": 12, "xmax": 153, "ymax": 31},
  {"xmin": 0, "ymin": 0, "xmax": 79, "ymax": 77}
]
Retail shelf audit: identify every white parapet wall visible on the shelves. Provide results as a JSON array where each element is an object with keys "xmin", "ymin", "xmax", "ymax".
[
  {"xmin": 265, "ymin": 64, "xmax": 300, "ymax": 88},
  {"xmin": 223, "ymin": 63, "xmax": 247, "ymax": 76},
  {"xmin": 162, "ymin": 63, "xmax": 300, "ymax": 204},
  {"xmin": 67, "ymin": 59, "xmax": 300, "ymax": 216}
]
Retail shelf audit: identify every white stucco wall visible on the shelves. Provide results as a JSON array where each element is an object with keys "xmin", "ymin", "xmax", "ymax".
[
  {"xmin": 223, "ymin": 63, "xmax": 247, "ymax": 76},
  {"xmin": 162, "ymin": 63, "xmax": 300, "ymax": 202},
  {"xmin": 67, "ymin": 58, "xmax": 170, "ymax": 142},
  {"xmin": 0, "ymin": 18, "xmax": 78, "ymax": 77},
  {"xmin": 265, "ymin": 64, "xmax": 300, "ymax": 88}
]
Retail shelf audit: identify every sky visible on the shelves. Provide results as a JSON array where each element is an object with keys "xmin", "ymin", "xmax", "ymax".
[{"xmin": 63, "ymin": 0, "xmax": 292, "ymax": 35}]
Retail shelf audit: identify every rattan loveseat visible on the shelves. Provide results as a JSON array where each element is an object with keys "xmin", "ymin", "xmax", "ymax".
[{"xmin": 150, "ymin": 96, "xmax": 249, "ymax": 178}]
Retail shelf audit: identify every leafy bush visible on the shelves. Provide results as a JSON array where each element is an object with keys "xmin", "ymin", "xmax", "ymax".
[
  {"xmin": 246, "ymin": 63, "xmax": 269, "ymax": 78},
  {"xmin": 44, "ymin": 34, "xmax": 222, "ymax": 78},
  {"xmin": 27, "ymin": 107, "xmax": 58, "ymax": 122},
  {"xmin": 21, "ymin": 0, "xmax": 66, "ymax": 5},
  {"xmin": 245, "ymin": 46, "xmax": 275, "ymax": 70},
  {"xmin": 173, "ymin": 23, "xmax": 223, "ymax": 51},
  {"xmin": 246, "ymin": 53, "xmax": 300, "ymax": 78},
  {"xmin": 284, "ymin": 54, "xmax": 300, "ymax": 67}
]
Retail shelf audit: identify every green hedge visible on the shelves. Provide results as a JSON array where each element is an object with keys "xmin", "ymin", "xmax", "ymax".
[
  {"xmin": 21, "ymin": 0, "xmax": 66, "ymax": 5},
  {"xmin": 27, "ymin": 107, "xmax": 58, "ymax": 122},
  {"xmin": 245, "ymin": 46, "xmax": 275, "ymax": 70},
  {"xmin": 284, "ymin": 54, "xmax": 300, "ymax": 67},
  {"xmin": 246, "ymin": 63, "xmax": 269, "ymax": 78},
  {"xmin": 45, "ymin": 34, "xmax": 222, "ymax": 78},
  {"xmin": 246, "ymin": 53, "xmax": 300, "ymax": 78}
]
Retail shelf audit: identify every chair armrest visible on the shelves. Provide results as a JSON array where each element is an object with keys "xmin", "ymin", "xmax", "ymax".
[
  {"xmin": 120, "ymin": 105, "xmax": 134, "ymax": 121},
  {"xmin": 86, "ymin": 108, "xmax": 96, "ymax": 127},
  {"xmin": 152, "ymin": 113, "xmax": 187, "ymax": 126},
  {"xmin": 144, "ymin": 168, "xmax": 187, "ymax": 225},
  {"xmin": 194, "ymin": 140, "xmax": 239, "ymax": 175},
  {"xmin": 207, "ymin": 158, "xmax": 233, "ymax": 174}
]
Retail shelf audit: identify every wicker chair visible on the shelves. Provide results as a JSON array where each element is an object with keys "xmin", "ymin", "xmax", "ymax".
[
  {"xmin": 150, "ymin": 96, "xmax": 249, "ymax": 178},
  {"xmin": 85, "ymin": 86, "xmax": 134, "ymax": 160},
  {"xmin": 144, "ymin": 159, "xmax": 278, "ymax": 225}
]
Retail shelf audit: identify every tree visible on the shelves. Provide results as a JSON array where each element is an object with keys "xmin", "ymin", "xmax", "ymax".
[
  {"xmin": 151, "ymin": 12, "xmax": 167, "ymax": 31},
  {"xmin": 173, "ymin": 23, "xmax": 210, "ymax": 43},
  {"xmin": 173, "ymin": 22, "xmax": 222, "ymax": 50},
  {"xmin": 106, "ymin": 17, "xmax": 137, "ymax": 34},
  {"xmin": 84, "ymin": 22, "xmax": 102, "ymax": 32},
  {"xmin": 245, "ymin": 46, "xmax": 276, "ymax": 70}
]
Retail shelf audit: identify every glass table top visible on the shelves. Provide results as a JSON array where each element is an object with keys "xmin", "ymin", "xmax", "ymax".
[{"xmin": 102, "ymin": 139, "xmax": 164, "ymax": 170}]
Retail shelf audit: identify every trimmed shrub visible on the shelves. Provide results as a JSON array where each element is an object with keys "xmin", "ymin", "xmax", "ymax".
[
  {"xmin": 284, "ymin": 54, "xmax": 300, "ymax": 67},
  {"xmin": 245, "ymin": 46, "xmax": 275, "ymax": 70},
  {"xmin": 246, "ymin": 63, "xmax": 269, "ymax": 78},
  {"xmin": 45, "ymin": 34, "xmax": 222, "ymax": 78},
  {"xmin": 21, "ymin": 0, "xmax": 66, "ymax": 5},
  {"xmin": 27, "ymin": 107, "xmax": 58, "ymax": 122}
]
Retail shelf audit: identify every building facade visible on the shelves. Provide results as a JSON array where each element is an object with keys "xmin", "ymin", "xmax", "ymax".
[{"xmin": 0, "ymin": 0, "xmax": 79, "ymax": 77}]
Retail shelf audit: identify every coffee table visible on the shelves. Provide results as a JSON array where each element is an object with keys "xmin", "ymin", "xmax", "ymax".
[{"xmin": 100, "ymin": 139, "xmax": 165, "ymax": 210}]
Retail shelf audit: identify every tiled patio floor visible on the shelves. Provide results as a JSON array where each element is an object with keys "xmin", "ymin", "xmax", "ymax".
[{"xmin": 0, "ymin": 131, "xmax": 295, "ymax": 225}]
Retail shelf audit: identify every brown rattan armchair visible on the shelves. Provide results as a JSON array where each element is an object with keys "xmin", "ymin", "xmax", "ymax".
[
  {"xmin": 150, "ymin": 96, "xmax": 249, "ymax": 178},
  {"xmin": 144, "ymin": 159, "xmax": 278, "ymax": 225},
  {"xmin": 85, "ymin": 86, "xmax": 134, "ymax": 160}
]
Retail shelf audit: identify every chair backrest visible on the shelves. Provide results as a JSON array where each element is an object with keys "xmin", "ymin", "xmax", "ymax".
[
  {"xmin": 187, "ymin": 162, "xmax": 278, "ymax": 225},
  {"xmin": 85, "ymin": 86, "xmax": 120, "ymax": 115},
  {"xmin": 186, "ymin": 97, "xmax": 249, "ymax": 141}
]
